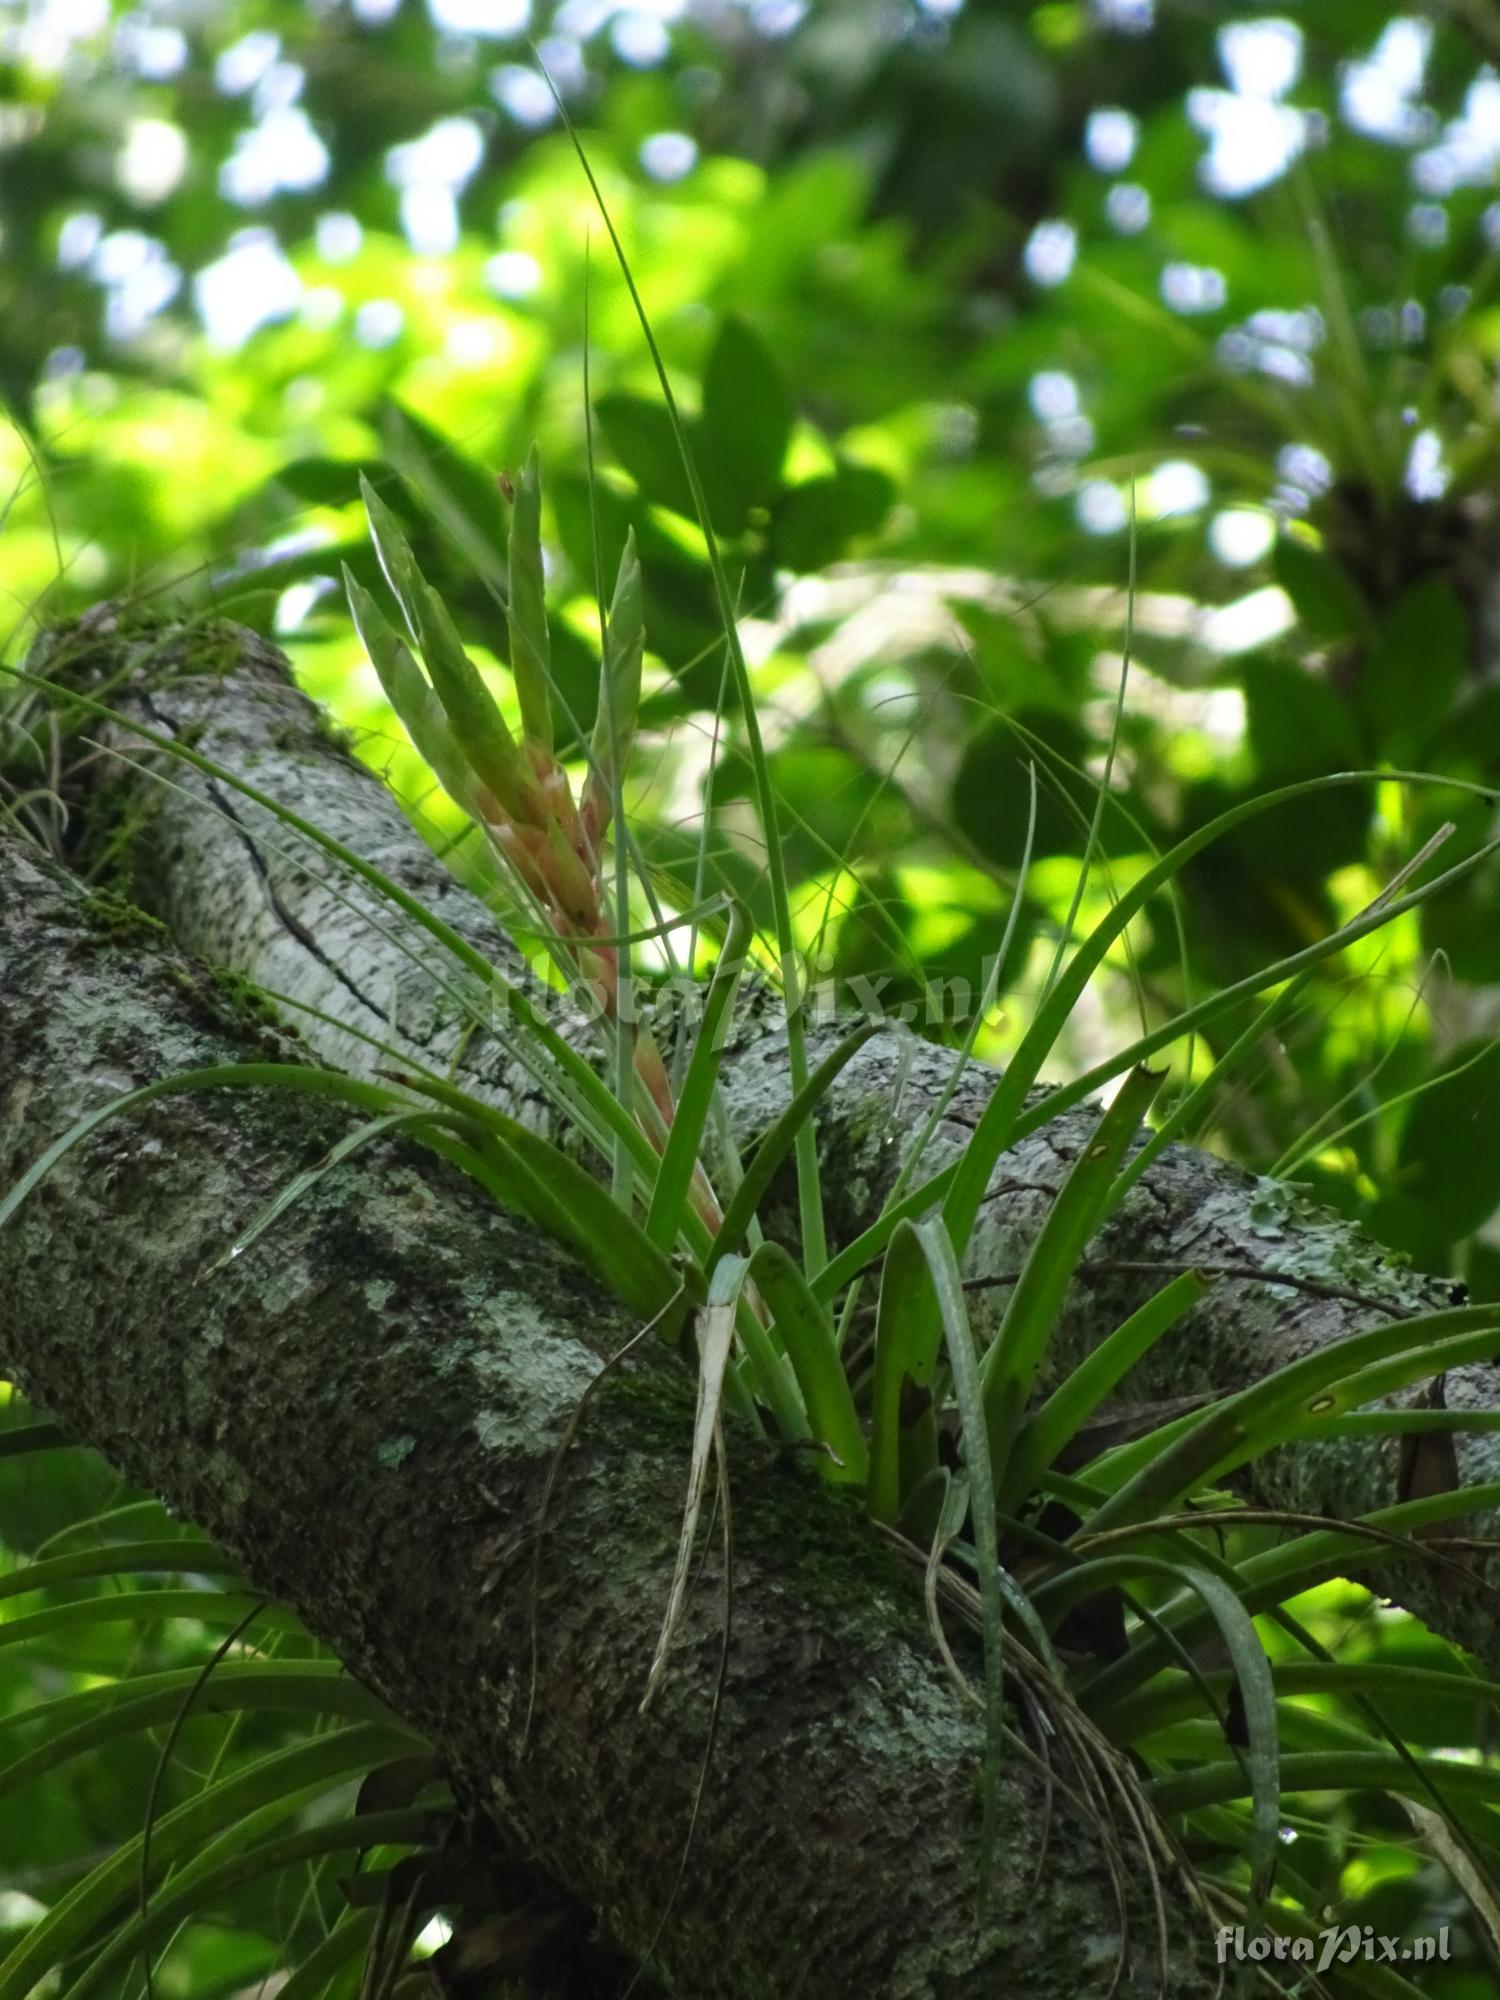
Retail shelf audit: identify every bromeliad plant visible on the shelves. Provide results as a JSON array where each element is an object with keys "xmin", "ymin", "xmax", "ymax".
[
  {"xmin": 346, "ymin": 458, "xmax": 683, "ymax": 1148},
  {"xmin": 11, "ymin": 170, "xmax": 1500, "ymax": 1991},
  {"xmin": 12, "ymin": 491, "xmax": 1500, "ymax": 1989}
]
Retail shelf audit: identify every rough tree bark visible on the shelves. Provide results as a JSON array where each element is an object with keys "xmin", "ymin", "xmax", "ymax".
[{"xmin": 2, "ymin": 606, "xmax": 1498, "ymax": 1994}]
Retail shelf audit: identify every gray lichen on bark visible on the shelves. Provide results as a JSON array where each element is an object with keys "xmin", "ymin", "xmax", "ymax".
[
  {"xmin": 0, "ymin": 834, "xmax": 1187, "ymax": 1997},
  {"xmin": 6, "ymin": 608, "xmax": 1500, "ymax": 1993}
]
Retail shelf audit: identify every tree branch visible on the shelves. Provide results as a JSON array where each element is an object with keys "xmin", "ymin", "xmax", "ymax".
[
  {"xmin": 0, "ymin": 831, "xmax": 1201, "ymax": 1996},
  {"xmin": 25, "ymin": 607, "xmax": 1500, "ymax": 1676}
]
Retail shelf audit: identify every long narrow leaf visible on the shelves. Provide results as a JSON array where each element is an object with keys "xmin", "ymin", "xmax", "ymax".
[
  {"xmin": 642, "ymin": 1255, "xmax": 743, "ymax": 1710},
  {"xmin": 274, "ymin": 1911, "xmax": 380, "ymax": 2000},
  {"xmin": 1081, "ymin": 1302, "xmax": 1500, "ymax": 1539},
  {"xmin": 1081, "ymin": 1477, "xmax": 1500, "ymax": 1716},
  {"xmin": 387, "ymin": 1070, "xmax": 680, "ymax": 1318},
  {"xmin": 0, "ymin": 1541, "xmax": 239, "ymax": 1605},
  {"xmin": 67, "ymin": 1810, "xmax": 431, "ymax": 2000},
  {"xmin": 645, "ymin": 903, "xmax": 749, "ymax": 1250},
  {"xmin": 506, "ymin": 444, "xmax": 553, "ymax": 749},
  {"xmin": 1172, "ymin": 1567, "xmax": 1282, "ymax": 1928},
  {"xmin": 940, "ymin": 773, "xmax": 1500, "ymax": 1262},
  {"xmin": 1111, "ymin": 1660, "xmax": 1500, "ymax": 1745},
  {"xmin": 551, "ymin": 90, "xmax": 828, "ymax": 1276},
  {"xmin": 0, "ymin": 1666, "xmax": 410, "ymax": 1799},
  {"xmin": 980, "ymin": 1066, "xmax": 1164, "ymax": 1475},
  {"xmin": 709, "ymin": 1022, "xmax": 878, "ymax": 1276},
  {"xmin": 908, "ymin": 1217, "xmax": 1007, "ymax": 1915},
  {"xmin": 746, "ymin": 1241, "xmax": 866, "ymax": 1481},
  {"xmin": 0, "ymin": 1589, "xmax": 271, "ymax": 1655},
  {"xmin": 202, "ymin": 1109, "xmax": 438, "ymax": 1276},
  {"xmin": 866, "ymin": 1226, "xmax": 944, "ymax": 1526},
  {"xmin": 1149, "ymin": 1749, "xmax": 1500, "ymax": 1819},
  {"xmin": 997, "ymin": 1269, "xmax": 1208, "ymax": 1514},
  {"xmin": 885, "ymin": 765, "xmax": 1038, "ymax": 1217},
  {"xmin": 0, "ymin": 1728, "xmax": 415, "ymax": 2000}
]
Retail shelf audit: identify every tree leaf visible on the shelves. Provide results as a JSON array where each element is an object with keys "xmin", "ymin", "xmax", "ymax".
[
  {"xmin": 699, "ymin": 314, "xmax": 792, "ymax": 532},
  {"xmin": 1273, "ymin": 535, "xmax": 1368, "ymax": 647},
  {"xmin": 770, "ymin": 461, "xmax": 893, "ymax": 572},
  {"xmin": 1397, "ymin": 1037, "xmax": 1500, "ymax": 1244},
  {"xmin": 1361, "ymin": 576, "xmax": 1469, "ymax": 762},
  {"xmin": 594, "ymin": 392, "xmax": 697, "ymax": 519}
]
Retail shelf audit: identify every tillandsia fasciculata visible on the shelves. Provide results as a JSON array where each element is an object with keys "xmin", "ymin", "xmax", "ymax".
[{"xmin": 345, "ymin": 451, "xmax": 712, "ymax": 1211}]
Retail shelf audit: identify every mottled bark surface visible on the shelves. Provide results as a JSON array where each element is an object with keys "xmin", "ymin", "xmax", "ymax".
[
  {"xmin": 0, "ymin": 838, "xmax": 1180, "ymax": 1998},
  {"xmin": 5, "ymin": 605, "xmax": 1500, "ymax": 1993},
  {"xmin": 28, "ymin": 607, "xmax": 1500, "ymax": 1666}
]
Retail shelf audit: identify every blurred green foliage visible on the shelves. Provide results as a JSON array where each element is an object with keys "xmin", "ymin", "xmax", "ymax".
[
  {"xmin": 9, "ymin": 6, "xmax": 1500, "ymax": 1983},
  {"xmin": 6, "ymin": 0, "xmax": 1500, "ymax": 1273}
]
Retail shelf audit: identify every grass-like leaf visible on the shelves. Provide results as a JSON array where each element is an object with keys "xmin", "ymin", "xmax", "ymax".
[
  {"xmin": 866, "ymin": 1225, "xmax": 943, "ymax": 1527},
  {"xmin": 1080, "ymin": 1476, "xmax": 1500, "ymax": 1717},
  {"xmin": 0, "ymin": 1062, "xmax": 400, "ymax": 1236},
  {"xmin": 1110, "ymin": 1658, "xmax": 1500, "ymax": 1745},
  {"xmin": 0, "ymin": 1724, "xmax": 415, "ymax": 2000},
  {"xmin": 1080, "ymin": 1302, "xmax": 1500, "ymax": 1538},
  {"xmin": 550, "ymin": 87, "xmax": 829, "ymax": 1277},
  {"xmin": 0, "ymin": 1540, "xmax": 239, "ymax": 1605},
  {"xmin": 506, "ymin": 444, "xmax": 554, "ymax": 750},
  {"xmin": 1149, "ymin": 1748, "xmax": 1500, "ymax": 1821},
  {"xmin": 882, "ymin": 764, "xmax": 1038, "ymax": 1221},
  {"xmin": 997, "ymin": 1269, "xmax": 1208, "ymax": 1514},
  {"xmin": 68, "ymin": 1809, "xmax": 431, "ymax": 2000},
  {"xmin": 385, "ymin": 1068, "xmax": 681, "ymax": 1317},
  {"xmin": 2, "ymin": 1053, "xmax": 682, "ymax": 1321},
  {"xmin": 815, "ymin": 802, "xmax": 1500, "ymax": 1306},
  {"xmin": 273, "ymin": 1911, "xmax": 380, "ymax": 2000},
  {"xmin": 979, "ymin": 1066, "xmax": 1163, "ymax": 1476},
  {"xmin": 1146, "ymin": 1562, "xmax": 1282, "ymax": 1930},
  {"xmin": 901, "ymin": 1217, "xmax": 1007, "ymax": 1915},
  {"xmin": 644, "ymin": 902, "xmax": 748, "ymax": 1251},
  {"xmin": 708, "ymin": 1021, "xmax": 879, "ymax": 1276},
  {"xmin": 0, "ymin": 1663, "xmax": 412, "ymax": 1796},
  {"xmin": 643, "ymin": 1254, "xmax": 742, "ymax": 1710},
  {"xmin": 940, "ymin": 771, "xmax": 1500, "ymax": 1263},
  {"xmin": 202, "ymin": 1109, "xmax": 438, "ymax": 1277},
  {"xmin": 0, "ymin": 1588, "xmax": 271, "ymax": 1656},
  {"xmin": 744, "ymin": 1242, "xmax": 866, "ymax": 1481}
]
